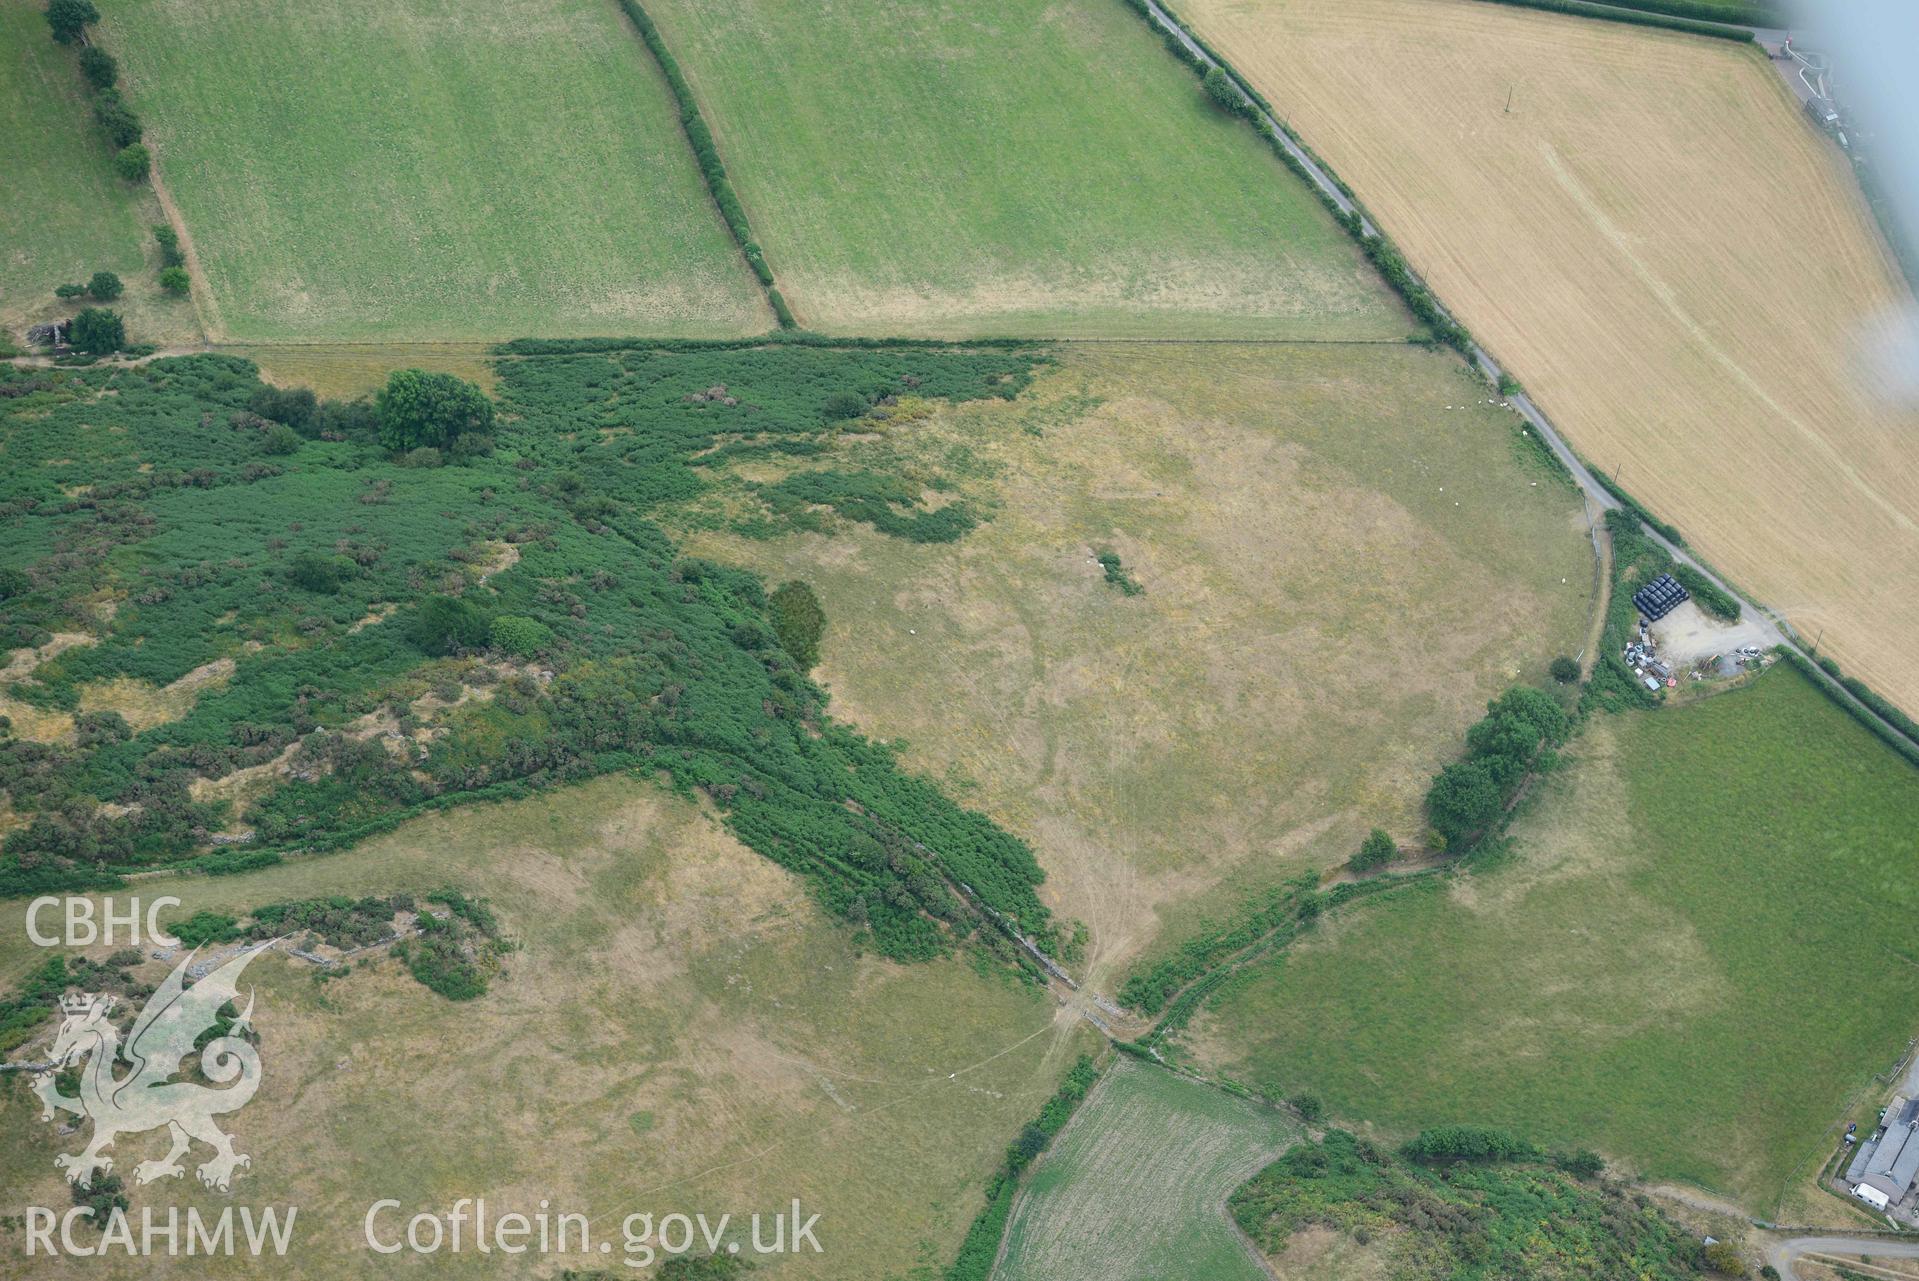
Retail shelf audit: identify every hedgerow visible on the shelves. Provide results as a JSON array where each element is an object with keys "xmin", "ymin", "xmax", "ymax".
[
  {"xmin": 0, "ymin": 349, "xmax": 1066, "ymax": 964},
  {"xmin": 1591, "ymin": 471, "xmax": 1684, "ymax": 546},
  {"xmin": 1120, "ymin": 878, "xmax": 1310, "ymax": 1016},
  {"xmin": 1581, "ymin": 510, "xmax": 1668, "ymax": 714},
  {"xmin": 1550, "ymin": 0, "xmax": 1779, "ymax": 21},
  {"xmin": 1780, "ymin": 651, "xmax": 1919, "ymax": 769},
  {"xmin": 1468, "ymin": 0, "xmax": 1757, "ymax": 41},
  {"xmin": 42, "ymin": 2, "xmax": 156, "ymax": 188},
  {"xmin": 1402, "ymin": 1125, "xmax": 1540, "ymax": 1163},
  {"xmin": 610, "ymin": 0, "xmax": 792, "ymax": 326},
  {"xmin": 1339, "ymin": 210, "xmax": 1475, "ymax": 353},
  {"xmin": 1671, "ymin": 563, "xmax": 1739, "ymax": 621},
  {"xmin": 1120, "ymin": 873, "xmax": 1409, "ymax": 1031},
  {"xmin": 1115, "ymin": 0, "xmax": 1476, "ymax": 357},
  {"xmin": 494, "ymin": 333, "xmax": 1047, "ymax": 356},
  {"xmin": 945, "ymin": 1055, "xmax": 1101, "ymax": 1281}
]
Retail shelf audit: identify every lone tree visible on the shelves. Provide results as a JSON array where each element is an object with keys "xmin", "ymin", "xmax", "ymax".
[
  {"xmin": 375, "ymin": 369, "xmax": 493, "ymax": 452},
  {"xmin": 407, "ymin": 594, "xmax": 490, "ymax": 656},
  {"xmin": 86, "ymin": 271, "xmax": 122, "ymax": 301},
  {"xmin": 45, "ymin": 0, "xmax": 100, "ymax": 44},
  {"xmin": 1549, "ymin": 655, "xmax": 1580, "ymax": 684},
  {"xmin": 1347, "ymin": 827, "xmax": 1397, "ymax": 873},
  {"xmin": 285, "ymin": 552, "xmax": 351, "ymax": 593},
  {"xmin": 768, "ymin": 580, "xmax": 826, "ymax": 669},
  {"xmin": 821, "ymin": 390, "xmax": 868, "ymax": 422},
  {"xmin": 158, "ymin": 266, "xmax": 190, "ymax": 295},
  {"xmin": 69, "ymin": 307, "xmax": 124, "ymax": 354}
]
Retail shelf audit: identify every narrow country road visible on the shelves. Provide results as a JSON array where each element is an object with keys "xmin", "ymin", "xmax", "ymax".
[
  {"xmin": 1137, "ymin": 0, "xmax": 1916, "ymax": 752},
  {"xmin": 1768, "ymin": 1235, "xmax": 1919, "ymax": 1281}
]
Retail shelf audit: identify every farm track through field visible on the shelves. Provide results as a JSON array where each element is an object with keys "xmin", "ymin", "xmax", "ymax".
[
  {"xmin": 1138, "ymin": 0, "xmax": 1919, "ymax": 758},
  {"xmin": 142, "ymin": 156, "xmax": 220, "ymax": 341}
]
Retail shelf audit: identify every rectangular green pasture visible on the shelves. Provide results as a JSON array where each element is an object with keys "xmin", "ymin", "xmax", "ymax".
[
  {"xmin": 103, "ymin": 0, "xmax": 770, "ymax": 340},
  {"xmin": 644, "ymin": 0, "xmax": 1407, "ymax": 338}
]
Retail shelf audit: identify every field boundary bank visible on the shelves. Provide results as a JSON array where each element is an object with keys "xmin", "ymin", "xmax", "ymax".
[
  {"xmin": 606, "ymin": 0, "xmax": 795, "ymax": 328},
  {"xmin": 493, "ymin": 333, "xmax": 1047, "ymax": 355},
  {"xmin": 1129, "ymin": 0, "xmax": 1919, "ymax": 756}
]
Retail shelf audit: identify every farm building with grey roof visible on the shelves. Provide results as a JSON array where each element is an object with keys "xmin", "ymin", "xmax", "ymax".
[{"xmin": 1846, "ymin": 1095, "xmax": 1919, "ymax": 1209}]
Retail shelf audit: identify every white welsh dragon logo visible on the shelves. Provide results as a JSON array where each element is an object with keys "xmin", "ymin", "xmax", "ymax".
[{"xmin": 33, "ymin": 944, "xmax": 272, "ymax": 1192}]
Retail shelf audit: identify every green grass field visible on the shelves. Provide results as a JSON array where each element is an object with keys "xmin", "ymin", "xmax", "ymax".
[
  {"xmin": 0, "ymin": 0, "xmax": 198, "ymax": 346},
  {"xmin": 101, "ymin": 0, "xmax": 770, "ymax": 341},
  {"xmin": 996, "ymin": 1059, "xmax": 1296, "ymax": 1281},
  {"xmin": 0, "ymin": 775, "xmax": 1089, "ymax": 1279},
  {"xmin": 1192, "ymin": 664, "xmax": 1919, "ymax": 1212},
  {"xmin": 643, "ymin": 0, "xmax": 1406, "ymax": 338}
]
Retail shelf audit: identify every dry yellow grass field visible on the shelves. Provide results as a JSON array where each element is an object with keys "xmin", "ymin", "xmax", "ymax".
[
  {"xmin": 0, "ymin": 777, "xmax": 1084, "ymax": 1279},
  {"xmin": 681, "ymin": 343, "xmax": 1591, "ymax": 990},
  {"xmin": 234, "ymin": 342, "xmax": 500, "ymax": 398},
  {"xmin": 1180, "ymin": 0, "xmax": 1919, "ymax": 714}
]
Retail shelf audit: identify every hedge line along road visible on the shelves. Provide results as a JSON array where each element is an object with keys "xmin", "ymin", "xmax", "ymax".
[{"xmin": 1136, "ymin": 0, "xmax": 1919, "ymax": 751}]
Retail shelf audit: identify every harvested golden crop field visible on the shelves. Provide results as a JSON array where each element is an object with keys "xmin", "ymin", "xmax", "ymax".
[{"xmin": 1181, "ymin": 0, "xmax": 1919, "ymax": 714}]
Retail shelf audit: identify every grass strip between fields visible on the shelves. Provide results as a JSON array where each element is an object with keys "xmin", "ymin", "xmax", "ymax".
[{"xmin": 608, "ymin": 0, "xmax": 795, "ymax": 328}]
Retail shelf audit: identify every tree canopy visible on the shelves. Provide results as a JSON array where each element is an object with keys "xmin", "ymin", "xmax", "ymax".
[
  {"xmin": 407, "ymin": 594, "xmax": 490, "ymax": 655},
  {"xmin": 375, "ymin": 370, "xmax": 494, "ymax": 452},
  {"xmin": 69, "ymin": 307, "xmax": 124, "ymax": 355},
  {"xmin": 113, "ymin": 144, "xmax": 151, "ymax": 184},
  {"xmin": 45, "ymin": 0, "xmax": 100, "ymax": 44},
  {"xmin": 1426, "ymin": 685, "xmax": 1570, "ymax": 849},
  {"xmin": 769, "ymin": 580, "xmax": 826, "ymax": 669}
]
